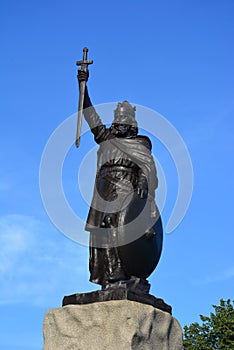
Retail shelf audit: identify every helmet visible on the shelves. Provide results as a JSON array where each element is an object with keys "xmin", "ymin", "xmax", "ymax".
[{"xmin": 113, "ymin": 101, "xmax": 137, "ymax": 127}]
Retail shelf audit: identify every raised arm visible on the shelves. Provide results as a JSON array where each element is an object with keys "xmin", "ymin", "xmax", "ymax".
[{"xmin": 78, "ymin": 70, "xmax": 109, "ymax": 143}]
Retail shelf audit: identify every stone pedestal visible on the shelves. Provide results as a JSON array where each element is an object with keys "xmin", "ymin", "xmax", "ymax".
[{"xmin": 43, "ymin": 300, "xmax": 183, "ymax": 350}]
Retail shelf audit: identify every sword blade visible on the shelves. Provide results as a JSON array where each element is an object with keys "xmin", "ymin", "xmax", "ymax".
[
  {"xmin": 75, "ymin": 80, "xmax": 86, "ymax": 147},
  {"xmin": 75, "ymin": 47, "xmax": 93, "ymax": 147}
]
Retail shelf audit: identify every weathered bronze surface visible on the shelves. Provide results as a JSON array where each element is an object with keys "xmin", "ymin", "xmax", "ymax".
[
  {"xmin": 63, "ymin": 277, "xmax": 172, "ymax": 314},
  {"xmin": 64, "ymin": 48, "xmax": 169, "ymax": 310}
]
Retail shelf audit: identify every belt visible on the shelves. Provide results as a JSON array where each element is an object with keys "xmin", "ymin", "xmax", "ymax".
[{"xmin": 100, "ymin": 165, "xmax": 137, "ymax": 175}]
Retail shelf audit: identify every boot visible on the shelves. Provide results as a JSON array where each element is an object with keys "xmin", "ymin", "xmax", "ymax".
[{"xmin": 106, "ymin": 247, "xmax": 129, "ymax": 283}]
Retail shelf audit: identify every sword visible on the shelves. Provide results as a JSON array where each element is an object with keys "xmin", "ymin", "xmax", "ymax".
[{"xmin": 75, "ymin": 47, "xmax": 93, "ymax": 147}]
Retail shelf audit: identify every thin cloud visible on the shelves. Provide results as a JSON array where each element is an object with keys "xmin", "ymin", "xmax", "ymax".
[
  {"xmin": 191, "ymin": 266, "xmax": 234, "ymax": 286},
  {"xmin": 0, "ymin": 215, "xmax": 90, "ymax": 306},
  {"xmin": 224, "ymin": 266, "xmax": 234, "ymax": 279}
]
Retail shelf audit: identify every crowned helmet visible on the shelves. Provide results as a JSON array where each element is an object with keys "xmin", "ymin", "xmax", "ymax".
[{"xmin": 113, "ymin": 101, "xmax": 137, "ymax": 127}]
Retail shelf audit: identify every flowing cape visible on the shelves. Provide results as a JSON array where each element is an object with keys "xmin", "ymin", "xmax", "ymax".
[{"xmin": 109, "ymin": 136, "xmax": 158, "ymax": 195}]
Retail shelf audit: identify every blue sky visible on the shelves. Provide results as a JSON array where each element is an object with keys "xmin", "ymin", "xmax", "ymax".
[{"xmin": 1, "ymin": 0, "xmax": 234, "ymax": 348}]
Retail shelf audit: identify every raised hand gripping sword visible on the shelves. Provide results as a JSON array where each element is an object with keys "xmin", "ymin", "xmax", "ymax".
[{"xmin": 75, "ymin": 47, "xmax": 93, "ymax": 147}]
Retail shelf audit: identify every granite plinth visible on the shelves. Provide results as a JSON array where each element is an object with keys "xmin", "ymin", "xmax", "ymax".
[{"xmin": 43, "ymin": 300, "xmax": 183, "ymax": 350}]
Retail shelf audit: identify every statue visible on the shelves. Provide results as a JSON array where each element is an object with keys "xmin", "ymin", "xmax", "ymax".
[
  {"xmin": 78, "ymin": 48, "xmax": 163, "ymax": 287},
  {"xmin": 63, "ymin": 48, "xmax": 170, "ymax": 314}
]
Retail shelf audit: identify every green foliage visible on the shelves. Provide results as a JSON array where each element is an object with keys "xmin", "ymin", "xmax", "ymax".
[{"xmin": 183, "ymin": 299, "xmax": 234, "ymax": 349}]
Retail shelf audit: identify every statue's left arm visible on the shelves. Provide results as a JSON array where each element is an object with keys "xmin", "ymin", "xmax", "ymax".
[
  {"xmin": 136, "ymin": 136, "xmax": 158, "ymax": 198},
  {"xmin": 137, "ymin": 169, "xmax": 148, "ymax": 199}
]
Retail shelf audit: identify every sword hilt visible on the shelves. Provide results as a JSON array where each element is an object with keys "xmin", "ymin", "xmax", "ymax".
[{"xmin": 76, "ymin": 47, "xmax": 93, "ymax": 71}]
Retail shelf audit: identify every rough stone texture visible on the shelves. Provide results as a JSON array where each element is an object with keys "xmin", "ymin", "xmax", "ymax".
[{"xmin": 43, "ymin": 300, "xmax": 183, "ymax": 350}]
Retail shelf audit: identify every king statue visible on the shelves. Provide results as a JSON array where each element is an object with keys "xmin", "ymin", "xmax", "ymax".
[{"xmin": 76, "ymin": 64, "xmax": 163, "ymax": 292}]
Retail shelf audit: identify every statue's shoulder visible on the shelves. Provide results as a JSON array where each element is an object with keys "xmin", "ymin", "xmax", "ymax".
[{"xmin": 136, "ymin": 135, "xmax": 152, "ymax": 151}]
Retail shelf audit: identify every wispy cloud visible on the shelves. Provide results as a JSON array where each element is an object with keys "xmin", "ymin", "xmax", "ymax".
[
  {"xmin": 224, "ymin": 266, "xmax": 234, "ymax": 279},
  {"xmin": 190, "ymin": 266, "xmax": 234, "ymax": 286},
  {"xmin": 0, "ymin": 215, "xmax": 35, "ymax": 274},
  {"xmin": 0, "ymin": 215, "xmax": 91, "ymax": 306}
]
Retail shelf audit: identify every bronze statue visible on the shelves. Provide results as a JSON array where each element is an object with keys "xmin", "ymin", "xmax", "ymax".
[
  {"xmin": 76, "ymin": 50, "xmax": 163, "ymax": 291},
  {"xmin": 62, "ymin": 48, "xmax": 171, "ymax": 314}
]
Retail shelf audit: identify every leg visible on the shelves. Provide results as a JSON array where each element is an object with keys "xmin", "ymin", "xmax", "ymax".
[{"xmin": 103, "ymin": 215, "xmax": 130, "ymax": 284}]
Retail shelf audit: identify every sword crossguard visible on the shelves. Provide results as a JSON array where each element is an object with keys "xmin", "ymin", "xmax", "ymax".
[{"xmin": 76, "ymin": 47, "xmax": 93, "ymax": 71}]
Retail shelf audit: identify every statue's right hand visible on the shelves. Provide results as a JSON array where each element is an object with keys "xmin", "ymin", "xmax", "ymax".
[{"xmin": 78, "ymin": 69, "xmax": 89, "ymax": 82}]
